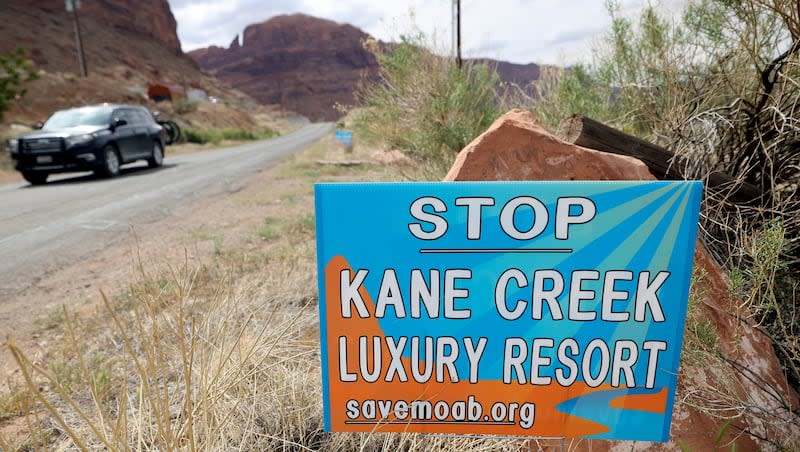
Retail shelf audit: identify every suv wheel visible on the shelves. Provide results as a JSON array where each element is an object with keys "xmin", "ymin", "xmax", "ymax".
[
  {"xmin": 22, "ymin": 171, "xmax": 48, "ymax": 185},
  {"xmin": 99, "ymin": 144, "xmax": 120, "ymax": 178},
  {"xmin": 147, "ymin": 141, "xmax": 164, "ymax": 168}
]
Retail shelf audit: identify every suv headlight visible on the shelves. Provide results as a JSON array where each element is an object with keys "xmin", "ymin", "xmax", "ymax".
[
  {"xmin": 6, "ymin": 138, "xmax": 18, "ymax": 153},
  {"xmin": 65, "ymin": 133, "xmax": 94, "ymax": 148}
]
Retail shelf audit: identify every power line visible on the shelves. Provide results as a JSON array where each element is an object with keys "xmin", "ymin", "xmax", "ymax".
[
  {"xmin": 454, "ymin": 0, "xmax": 462, "ymax": 69},
  {"xmin": 66, "ymin": 0, "xmax": 88, "ymax": 77}
]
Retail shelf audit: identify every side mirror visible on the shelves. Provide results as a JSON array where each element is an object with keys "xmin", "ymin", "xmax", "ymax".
[
  {"xmin": 33, "ymin": 122, "xmax": 43, "ymax": 130},
  {"xmin": 111, "ymin": 118, "xmax": 127, "ymax": 130}
]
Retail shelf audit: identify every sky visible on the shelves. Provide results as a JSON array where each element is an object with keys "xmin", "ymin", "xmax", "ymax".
[{"xmin": 168, "ymin": 0, "xmax": 685, "ymax": 66}]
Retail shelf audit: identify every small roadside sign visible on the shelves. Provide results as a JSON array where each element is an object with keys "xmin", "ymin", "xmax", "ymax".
[
  {"xmin": 334, "ymin": 129, "xmax": 354, "ymax": 152},
  {"xmin": 314, "ymin": 181, "xmax": 702, "ymax": 442}
]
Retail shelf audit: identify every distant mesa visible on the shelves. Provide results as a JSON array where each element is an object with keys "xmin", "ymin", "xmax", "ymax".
[
  {"xmin": 189, "ymin": 14, "xmax": 377, "ymax": 121},
  {"xmin": 189, "ymin": 13, "xmax": 543, "ymax": 121},
  {"xmin": 229, "ymin": 35, "xmax": 241, "ymax": 51}
]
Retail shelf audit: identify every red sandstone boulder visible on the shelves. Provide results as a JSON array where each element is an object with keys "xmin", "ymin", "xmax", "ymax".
[
  {"xmin": 447, "ymin": 109, "xmax": 800, "ymax": 450},
  {"xmin": 444, "ymin": 109, "xmax": 655, "ymax": 182}
]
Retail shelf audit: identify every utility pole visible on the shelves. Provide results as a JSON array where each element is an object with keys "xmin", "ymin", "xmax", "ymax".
[
  {"xmin": 453, "ymin": 0, "xmax": 462, "ymax": 69},
  {"xmin": 66, "ymin": 0, "xmax": 88, "ymax": 77}
]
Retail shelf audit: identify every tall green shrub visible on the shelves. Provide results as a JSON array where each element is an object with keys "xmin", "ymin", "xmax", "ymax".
[
  {"xmin": 355, "ymin": 34, "xmax": 505, "ymax": 177},
  {"xmin": 0, "ymin": 47, "xmax": 38, "ymax": 119}
]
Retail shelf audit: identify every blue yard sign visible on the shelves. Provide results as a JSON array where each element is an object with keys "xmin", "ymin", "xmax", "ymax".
[
  {"xmin": 314, "ymin": 181, "xmax": 702, "ymax": 442},
  {"xmin": 334, "ymin": 129, "xmax": 353, "ymax": 144},
  {"xmin": 334, "ymin": 129, "xmax": 353, "ymax": 152}
]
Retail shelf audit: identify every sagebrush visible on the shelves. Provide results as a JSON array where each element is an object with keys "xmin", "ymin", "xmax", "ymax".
[
  {"xmin": 355, "ymin": 34, "xmax": 506, "ymax": 179},
  {"xmin": 529, "ymin": 0, "xmax": 800, "ymax": 446}
]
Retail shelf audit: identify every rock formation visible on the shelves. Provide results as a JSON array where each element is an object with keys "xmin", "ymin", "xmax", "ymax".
[
  {"xmin": 189, "ymin": 14, "xmax": 377, "ymax": 121},
  {"xmin": 474, "ymin": 58, "xmax": 541, "ymax": 92},
  {"xmin": 0, "ymin": 0, "xmax": 267, "ymax": 128},
  {"xmin": 81, "ymin": 0, "xmax": 181, "ymax": 54},
  {"xmin": 0, "ymin": 0, "xmax": 185, "ymax": 70},
  {"xmin": 189, "ymin": 15, "xmax": 544, "ymax": 121}
]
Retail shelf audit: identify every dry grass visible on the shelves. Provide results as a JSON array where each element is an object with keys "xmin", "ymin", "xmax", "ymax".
[
  {"xmin": 0, "ymin": 127, "xmax": 21, "ymax": 182},
  {"xmin": 0, "ymin": 151, "xmax": 13, "ymax": 174},
  {"xmin": 0, "ymin": 135, "xmax": 519, "ymax": 451}
]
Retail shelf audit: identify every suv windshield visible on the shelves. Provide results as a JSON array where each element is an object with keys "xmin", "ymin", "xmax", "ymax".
[{"xmin": 42, "ymin": 107, "xmax": 113, "ymax": 131}]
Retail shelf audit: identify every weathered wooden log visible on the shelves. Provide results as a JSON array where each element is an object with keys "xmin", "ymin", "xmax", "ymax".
[
  {"xmin": 315, "ymin": 159, "xmax": 365, "ymax": 166},
  {"xmin": 557, "ymin": 114, "xmax": 761, "ymax": 203}
]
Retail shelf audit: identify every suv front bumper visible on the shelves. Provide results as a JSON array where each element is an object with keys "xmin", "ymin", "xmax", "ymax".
[{"xmin": 11, "ymin": 144, "xmax": 104, "ymax": 173}]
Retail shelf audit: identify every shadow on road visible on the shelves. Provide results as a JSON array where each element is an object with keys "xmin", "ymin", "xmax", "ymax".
[{"xmin": 18, "ymin": 163, "xmax": 179, "ymax": 188}]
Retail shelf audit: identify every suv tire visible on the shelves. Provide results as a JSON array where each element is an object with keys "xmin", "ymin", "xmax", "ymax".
[
  {"xmin": 147, "ymin": 141, "xmax": 164, "ymax": 168},
  {"xmin": 22, "ymin": 171, "xmax": 48, "ymax": 185},
  {"xmin": 98, "ymin": 144, "xmax": 121, "ymax": 178}
]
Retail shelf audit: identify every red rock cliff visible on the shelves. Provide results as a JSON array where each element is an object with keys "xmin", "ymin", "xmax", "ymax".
[
  {"xmin": 1, "ymin": 0, "xmax": 182, "ymax": 60},
  {"xmin": 189, "ymin": 13, "xmax": 377, "ymax": 121},
  {"xmin": 189, "ymin": 14, "xmax": 545, "ymax": 121},
  {"xmin": 80, "ymin": 0, "xmax": 182, "ymax": 54}
]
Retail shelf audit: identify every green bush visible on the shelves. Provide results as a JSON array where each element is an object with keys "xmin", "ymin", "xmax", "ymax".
[
  {"xmin": 183, "ymin": 128, "xmax": 279, "ymax": 145},
  {"xmin": 0, "ymin": 47, "xmax": 38, "ymax": 120},
  {"xmin": 530, "ymin": 4, "xmax": 687, "ymax": 137},
  {"xmin": 355, "ymin": 34, "xmax": 505, "ymax": 178},
  {"xmin": 173, "ymin": 98, "xmax": 198, "ymax": 114}
]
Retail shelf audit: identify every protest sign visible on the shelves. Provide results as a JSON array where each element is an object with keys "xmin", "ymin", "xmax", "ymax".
[{"xmin": 314, "ymin": 181, "xmax": 702, "ymax": 441}]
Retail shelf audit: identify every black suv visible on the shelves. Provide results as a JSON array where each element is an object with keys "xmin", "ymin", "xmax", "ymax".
[{"xmin": 6, "ymin": 104, "xmax": 165, "ymax": 185}]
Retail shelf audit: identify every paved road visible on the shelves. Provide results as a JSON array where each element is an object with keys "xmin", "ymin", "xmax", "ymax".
[{"xmin": 0, "ymin": 122, "xmax": 331, "ymax": 296}]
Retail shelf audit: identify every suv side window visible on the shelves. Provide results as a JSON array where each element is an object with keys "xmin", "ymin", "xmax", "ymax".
[
  {"xmin": 125, "ymin": 109, "xmax": 142, "ymax": 125},
  {"xmin": 112, "ymin": 109, "xmax": 131, "ymax": 126},
  {"xmin": 137, "ymin": 108, "xmax": 155, "ymax": 125}
]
